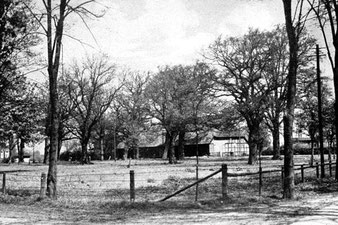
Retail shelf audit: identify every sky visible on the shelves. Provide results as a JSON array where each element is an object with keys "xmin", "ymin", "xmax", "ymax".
[{"xmin": 54, "ymin": 0, "xmax": 285, "ymax": 72}]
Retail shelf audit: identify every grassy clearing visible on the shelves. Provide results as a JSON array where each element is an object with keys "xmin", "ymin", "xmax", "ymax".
[{"xmin": 0, "ymin": 155, "xmax": 337, "ymax": 216}]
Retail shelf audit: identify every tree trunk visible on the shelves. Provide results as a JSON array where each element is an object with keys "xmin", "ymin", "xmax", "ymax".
[
  {"xmin": 168, "ymin": 131, "xmax": 178, "ymax": 164},
  {"xmin": 310, "ymin": 140, "xmax": 314, "ymax": 166},
  {"xmin": 57, "ymin": 137, "xmax": 62, "ymax": 160},
  {"xmin": 334, "ymin": 52, "xmax": 338, "ymax": 180},
  {"xmin": 46, "ymin": 0, "xmax": 67, "ymax": 200},
  {"xmin": 100, "ymin": 135, "xmax": 104, "ymax": 161},
  {"xmin": 162, "ymin": 132, "xmax": 170, "ymax": 159},
  {"xmin": 43, "ymin": 137, "xmax": 49, "ymax": 164},
  {"xmin": 327, "ymin": 140, "xmax": 332, "ymax": 162},
  {"xmin": 247, "ymin": 124, "xmax": 260, "ymax": 165},
  {"xmin": 8, "ymin": 134, "xmax": 15, "ymax": 163},
  {"xmin": 271, "ymin": 122, "xmax": 281, "ymax": 160},
  {"xmin": 282, "ymin": 0, "xmax": 298, "ymax": 199},
  {"xmin": 81, "ymin": 140, "xmax": 89, "ymax": 164},
  {"xmin": 18, "ymin": 138, "xmax": 25, "ymax": 163},
  {"xmin": 177, "ymin": 130, "xmax": 185, "ymax": 160}
]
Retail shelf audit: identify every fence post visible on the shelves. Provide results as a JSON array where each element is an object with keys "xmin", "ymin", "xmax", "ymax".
[
  {"xmin": 259, "ymin": 167, "xmax": 262, "ymax": 196},
  {"xmin": 316, "ymin": 162, "xmax": 319, "ymax": 178},
  {"xmin": 40, "ymin": 173, "xmax": 46, "ymax": 198},
  {"xmin": 301, "ymin": 165, "xmax": 304, "ymax": 183},
  {"xmin": 222, "ymin": 164, "xmax": 228, "ymax": 200},
  {"xmin": 2, "ymin": 173, "xmax": 6, "ymax": 194},
  {"xmin": 329, "ymin": 161, "xmax": 332, "ymax": 177},
  {"xmin": 281, "ymin": 166, "xmax": 284, "ymax": 185},
  {"xmin": 130, "ymin": 170, "xmax": 135, "ymax": 202}
]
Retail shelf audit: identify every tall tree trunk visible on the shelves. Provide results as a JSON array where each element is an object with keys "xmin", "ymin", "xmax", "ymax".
[
  {"xmin": 271, "ymin": 122, "xmax": 281, "ymax": 160},
  {"xmin": 81, "ymin": 139, "xmax": 89, "ymax": 164},
  {"xmin": 57, "ymin": 137, "xmax": 62, "ymax": 160},
  {"xmin": 334, "ymin": 52, "xmax": 338, "ymax": 180},
  {"xmin": 99, "ymin": 135, "xmax": 104, "ymax": 161},
  {"xmin": 310, "ymin": 140, "xmax": 314, "ymax": 166},
  {"xmin": 282, "ymin": 0, "xmax": 298, "ymax": 199},
  {"xmin": 18, "ymin": 138, "xmax": 25, "ymax": 163},
  {"xmin": 177, "ymin": 130, "xmax": 185, "ymax": 160},
  {"xmin": 43, "ymin": 137, "xmax": 49, "ymax": 164},
  {"xmin": 46, "ymin": 0, "xmax": 66, "ymax": 200},
  {"xmin": 162, "ymin": 131, "xmax": 170, "ymax": 159},
  {"xmin": 247, "ymin": 123, "xmax": 260, "ymax": 165},
  {"xmin": 327, "ymin": 140, "xmax": 332, "ymax": 162},
  {"xmin": 8, "ymin": 134, "xmax": 15, "ymax": 163},
  {"xmin": 167, "ymin": 131, "xmax": 178, "ymax": 164}
]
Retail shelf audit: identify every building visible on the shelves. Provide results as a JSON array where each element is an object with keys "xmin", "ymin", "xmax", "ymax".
[
  {"xmin": 182, "ymin": 130, "xmax": 249, "ymax": 157},
  {"xmin": 116, "ymin": 129, "xmax": 249, "ymax": 159}
]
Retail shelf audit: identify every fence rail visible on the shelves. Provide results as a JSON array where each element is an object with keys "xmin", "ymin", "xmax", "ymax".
[{"xmin": 0, "ymin": 160, "xmax": 336, "ymax": 202}]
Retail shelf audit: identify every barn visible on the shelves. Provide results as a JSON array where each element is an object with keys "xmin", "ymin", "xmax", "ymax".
[
  {"xmin": 117, "ymin": 130, "xmax": 249, "ymax": 159},
  {"xmin": 181, "ymin": 130, "xmax": 249, "ymax": 157}
]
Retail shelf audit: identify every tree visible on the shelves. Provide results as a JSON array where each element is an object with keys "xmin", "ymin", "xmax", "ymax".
[
  {"xmin": 0, "ymin": 0, "xmax": 40, "ymax": 163},
  {"xmin": 296, "ymin": 68, "xmax": 332, "ymax": 165},
  {"xmin": 281, "ymin": 0, "xmax": 309, "ymax": 199},
  {"xmin": 323, "ymin": 99, "xmax": 335, "ymax": 161},
  {"xmin": 206, "ymin": 29, "xmax": 275, "ymax": 165},
  {"xmin": 263, "ymin": 25, "xmax": 289, "ymax": 160},
  {"xmin": 264, "ymin": 25, "xmax": 316, "ymax": 160},
  {"xmin": 116, "ymin": 71, "xmax": 149, "ymax": 160},
  {"xmin": 64, "ymin": 55, "xmax": 120, "ymax": 164},
  {"xmin": 145, "ymin": 62, "xmax": 216, "ymax": 164},
  {"xmin": 306, "ymin": 0, "xmax": 338, "ymax": 180},
  {"xmin": 0, "ymin": 0, "xmax": 38, "ymax": 108},
  {"xmin": 0, "ymin": 81, "xmax": 44, "ymax": 163},
  {"xmin": 30, "ymin": 0, "xmax": 103, "ymax": 198}
]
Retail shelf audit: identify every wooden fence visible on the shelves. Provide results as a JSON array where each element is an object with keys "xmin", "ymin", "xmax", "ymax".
[
  {"xmin": 160, "ymin": 161, "xmax": 337, "ymax": 201},
  {"xmin": 0, "ymin": 161, "xmax": 336, "ymax": 202}
]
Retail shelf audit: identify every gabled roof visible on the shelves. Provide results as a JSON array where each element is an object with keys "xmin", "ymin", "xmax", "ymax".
[
  {"xmin": 180, "ymin": 129, "xmax": 247, "ymax": 145},
  {"xmin": 117, "ymin": 129, "xmax": 247, "ymax": 148}
]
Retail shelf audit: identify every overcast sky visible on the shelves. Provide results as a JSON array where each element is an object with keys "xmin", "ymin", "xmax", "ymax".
[{"xmin": 56, "ymin": 0, "xmax": 285, "ymax": 72}]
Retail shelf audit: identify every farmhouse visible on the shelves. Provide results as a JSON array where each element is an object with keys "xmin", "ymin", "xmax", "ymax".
[
  {"xmin": 117, "ymin": 130, "xmax": 249, "ymax": 158},
  {"xmin": 182, "ymin": 130, "xmax": 249, "ymax": 157}
]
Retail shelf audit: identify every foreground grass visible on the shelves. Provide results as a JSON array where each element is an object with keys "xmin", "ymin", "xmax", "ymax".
[{"xmin": 0, "ymin": 156, "xmax": 337, "ymax": 223}]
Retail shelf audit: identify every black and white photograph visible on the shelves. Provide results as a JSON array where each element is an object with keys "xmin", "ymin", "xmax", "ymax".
[{"xmin": 0, "ymin": 0, "xmax": 338, "ymax": 224}]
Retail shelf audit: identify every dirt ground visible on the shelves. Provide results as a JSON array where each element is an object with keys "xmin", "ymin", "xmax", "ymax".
[{"xmin": 0, "ymin": 193, "xmax": 337, "ymax": 225}]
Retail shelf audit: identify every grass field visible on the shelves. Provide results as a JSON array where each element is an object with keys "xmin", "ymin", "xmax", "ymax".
[{"xmin": 0, "ymin": 155, "xmax": 337, "ymax": 224}]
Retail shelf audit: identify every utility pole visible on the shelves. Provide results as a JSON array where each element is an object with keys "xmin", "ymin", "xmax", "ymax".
[{"xmin": 317, "ymin": 44, "xmax": 325, "ymax": 178}]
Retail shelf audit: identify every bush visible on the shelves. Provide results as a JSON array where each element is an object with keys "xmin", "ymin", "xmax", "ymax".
[
  {"xmin": 60, "ymin": 149, "xmax": 82, "ymax": 161},
  {"xmin": 59, "ymin": 149, "xmax": 102, "ymax": 161}
]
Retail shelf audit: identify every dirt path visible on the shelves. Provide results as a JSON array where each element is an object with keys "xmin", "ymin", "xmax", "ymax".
[{"xmin": 0, "ymin": 194, "xmax": 338, "ymax": 225}]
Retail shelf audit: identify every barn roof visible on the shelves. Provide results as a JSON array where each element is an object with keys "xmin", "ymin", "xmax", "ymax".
[
  {"xmin": 182, "ymin": 129, "xmax": 247, "ymax": 145},
  {"xmin": 117, "ymin": 129, "xmax": 247, "ymax": 148}
]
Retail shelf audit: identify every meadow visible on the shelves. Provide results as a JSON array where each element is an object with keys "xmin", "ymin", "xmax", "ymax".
[{"xmin": 0, "ymin": 155, "xmax": 337, "ymax": 224}]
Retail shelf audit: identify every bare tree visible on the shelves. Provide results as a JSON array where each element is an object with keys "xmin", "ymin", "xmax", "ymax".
[
  {"xmin": 28, "ymin": 0, "xmax": 103, "ymax": 198},
  {"xmin": 281, "ymin": 0, "xmax": 310, "ymax": 199},
  {"xmin": 205, "ymin": 29, "xmax": 274, "ymax": 165},
  {"xmin": 116, "ymin": 71, "xmax": 149, "ymax": 160},
  {"xmin": 145, "ymin": 62, "xmax": 215, "ymax": 164},
  {"xmin": 307, "ymin": 0, "xmax": 338, "ymax": 180},
  {"xmin": 64, "ymin": 55, "xmax": 120, "ymax": 164}
]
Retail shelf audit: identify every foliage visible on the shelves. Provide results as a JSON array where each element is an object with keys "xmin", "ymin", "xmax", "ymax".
[
  {"xmin": 0, "ymin": 0, "xmax": 38, "ymax": 99},
  {"xmin": 145, "ymin": 62, "xmax": 216, "ymax": 163},
  {"xmin": 206, "ymin": 28, "xmax": 277, "ymax": 164},
  {"xmin": 116, "ymin": 71, "xmax": 150, "ymax": 159},
  {"xmin": 306, "ymin": 0, "xmax": 338, "ymax": 180},
  {"xmin": 296, "ymin": 69, "xmax": 332, "ymax": 144},
  {"xmin": 63, "ymin": 55, "xmax": 120, "ymax": 163}
]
